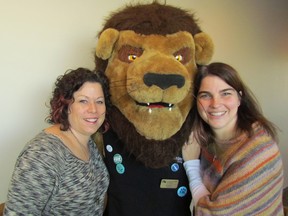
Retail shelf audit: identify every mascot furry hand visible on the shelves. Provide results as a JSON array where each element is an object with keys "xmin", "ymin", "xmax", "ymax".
[{"xmin": 95, "ymin": 2, "xmax": 213, "ymax": 216}]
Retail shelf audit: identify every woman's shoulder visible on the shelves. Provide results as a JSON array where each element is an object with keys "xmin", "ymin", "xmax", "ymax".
[
  {"xmin": 250, "ymin": 122, "xmax": 277, "ymax": 145},
  {"xmin": 251, "ymin": 121, "xmax": 271, "ymax": 135},
  {"xmin": 29, "ymin": 130, "xmax": 64, "ymax": 148},
  {"xmin": 19, "ymin": 129, "xmax": 68, "ymax": 161},
  {"xmin": 238, "ymin": 122, "xmax": 280, "ymax": 160},
  {"xmin": 224, "ymin": 122, "xmax": 279, "ymax": 164}
]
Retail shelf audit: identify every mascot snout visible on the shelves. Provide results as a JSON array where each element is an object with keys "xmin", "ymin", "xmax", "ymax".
[{"xmin": 143, "ymin": 73, "xmax": 185, "ymax": 89}]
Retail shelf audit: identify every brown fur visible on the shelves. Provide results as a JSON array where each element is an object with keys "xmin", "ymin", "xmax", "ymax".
[
  {"xmin": 95, "ymin": 2, "xmax": 202, "ymax": 72},
  {"xmin": 109, "ymin": 106, "xmax": 194, "ymax": 168},
  {"xmin": 95, "ymin": 2, "xmax": 213, "ymax": 168}
]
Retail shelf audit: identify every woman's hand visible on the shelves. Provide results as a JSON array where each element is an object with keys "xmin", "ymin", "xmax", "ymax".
[{"xmin": 182, "ymin": 131, "xmax": 201, "ymax": 161}]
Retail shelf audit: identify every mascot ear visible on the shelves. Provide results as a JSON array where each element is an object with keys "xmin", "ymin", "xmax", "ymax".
[
  {"xmin": 194, "ymin": 32, "xmax": 214, "ymax": 65},
  {"xmin": 96, "ymin": 28, "xmax": 120, "ymax": 60}
]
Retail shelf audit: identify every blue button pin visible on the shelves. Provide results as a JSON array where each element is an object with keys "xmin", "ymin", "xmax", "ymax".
[
  {"xmin": 177, "ymin": 186, "xmax": 187, "ymax": 197},
  {"xmin": 116, "ymin": 163, "xmax": 125, "ymax": 174},
  {"xmin": 106, "ymin": 145, "xmax": 113, "ymax": 152},
  {"xmin": 171, "ymin": 163, "xmax": 179, "ymax": 172},
  {"xmin": 113, "ymin": 153, "xmax": 122, "ymax": 164}
]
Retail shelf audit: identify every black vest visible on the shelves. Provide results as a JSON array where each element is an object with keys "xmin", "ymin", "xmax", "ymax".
[{"xmin": 103, "ymin": 129, "xmax": 191, "ymax": 216}]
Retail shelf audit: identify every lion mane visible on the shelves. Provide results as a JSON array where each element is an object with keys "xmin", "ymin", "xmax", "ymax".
[{"xmin": 95, "ymin": 2, "xmax": 213, "ymax": 168}]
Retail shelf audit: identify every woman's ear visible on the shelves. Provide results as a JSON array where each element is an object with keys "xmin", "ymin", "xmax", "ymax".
[{"xmin": 238, "ymin": 91, "xmax": 242, "ymax": 106}]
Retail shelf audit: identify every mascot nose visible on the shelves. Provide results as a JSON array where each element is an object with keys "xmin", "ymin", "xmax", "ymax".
[{"xmin": 143, "ymin": 72, "xmax": 185, "ymax": 90}]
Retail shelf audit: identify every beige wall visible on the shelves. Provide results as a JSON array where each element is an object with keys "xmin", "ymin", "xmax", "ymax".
[{"xmin": 0, "ymin": 0, "xmax": 287, "ymax": 202}]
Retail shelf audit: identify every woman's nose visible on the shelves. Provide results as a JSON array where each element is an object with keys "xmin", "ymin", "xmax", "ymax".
[
  {"xmin": 88, "ymin": 103, "xmax": 97, "ymax": 113},
  {"xmin": 210, "ymin": 97, "xmax": 221, "ymax": 107}
]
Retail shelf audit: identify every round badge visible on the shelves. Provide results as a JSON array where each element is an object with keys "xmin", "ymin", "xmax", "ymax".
[
  {"xmin": 171, "ymin": 163, "xmax": 179, "ymax": 172},
  {"xmin": 106, "ymin": 145, "xmax": 113, "ymax": 152},
  {"xmin": 113, "ymin": 154, "xmax": 122, "ymax": 164},
  {"xmin": 116, "ymin": 163, "xmax": 125, "ymax": 174},
  {"xmin": 177, "ymin": 186, "xmax": 187, "ymax": 197}
]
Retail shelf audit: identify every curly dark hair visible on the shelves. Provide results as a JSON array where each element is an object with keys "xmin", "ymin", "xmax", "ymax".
[{"xmin": 46, "ymin": 67, "xmax": 111, "ymax": 132}]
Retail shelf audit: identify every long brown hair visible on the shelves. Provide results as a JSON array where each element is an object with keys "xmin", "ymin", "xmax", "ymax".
[{"xmin": 191, "ymin": 62, "xmax": 278, "ymax": 146}]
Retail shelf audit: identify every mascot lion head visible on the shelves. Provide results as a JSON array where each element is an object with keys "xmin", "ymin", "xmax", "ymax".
[{"xmin": 95, "ymin": 2, "xmax": 214, "ymax": 168}]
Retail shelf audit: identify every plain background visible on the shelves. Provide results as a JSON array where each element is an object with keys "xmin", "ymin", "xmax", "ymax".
[{"xmin": 0, "ymin": 0, "xmax": 287, "ymax": 203}]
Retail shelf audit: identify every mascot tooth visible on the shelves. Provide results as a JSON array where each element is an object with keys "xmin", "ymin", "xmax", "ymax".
[{"xmin": 94, "ymin": 2, "xmax": 214, "ymax": 216}]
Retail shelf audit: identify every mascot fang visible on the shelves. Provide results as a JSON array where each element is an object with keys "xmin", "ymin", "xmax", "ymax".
[{"xmin": 95, "ymin": 2, "xmax": 214, "ymax": 216}]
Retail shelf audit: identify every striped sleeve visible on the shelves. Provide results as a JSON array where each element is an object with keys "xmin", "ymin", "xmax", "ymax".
[{"xmin": 196, "ymin": 130, "xmax": 284, "ymax": 215}]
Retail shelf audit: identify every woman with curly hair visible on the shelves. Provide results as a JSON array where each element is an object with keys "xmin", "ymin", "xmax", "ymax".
[{"xmin": 4, "ymin": 68, "xmax": 111, "ymax": 215}]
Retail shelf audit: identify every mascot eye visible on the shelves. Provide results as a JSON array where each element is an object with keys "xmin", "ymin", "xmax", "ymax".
[
  {"xmin": 173, "ymin": 47, "xmax": 192, "ymax": 64},
  {"xmin": 118, "ymin": 45, "xmax": 143, "ymax": 63},
  {"xmin": 128, "ymin": 54, "xmax": 138, "ymax": 61},
  {"xmin": 175, "ymin": 55, "xmax": 183, "ymax": 62}
]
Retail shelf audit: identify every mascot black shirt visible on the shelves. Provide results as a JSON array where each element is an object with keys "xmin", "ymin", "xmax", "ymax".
[{"xmin": 103, "ymin": 129, "xmax": 192, "ymax": 216}]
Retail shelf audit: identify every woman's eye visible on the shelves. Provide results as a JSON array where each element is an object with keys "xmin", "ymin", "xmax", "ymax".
[
  {"xmin": 95, "ymin": 98, "xmax": 105, "ymax": 104},
  {"xmin": 198, "ymin": 94, "xmax": 210, "ymax": 99},
  {"xmin": 79, "ymin": 100, "xmax": 88, "ymax": 104},
  {"xmin": 222, "ymin": 91, "xmax": 232, "ymax": 97}
]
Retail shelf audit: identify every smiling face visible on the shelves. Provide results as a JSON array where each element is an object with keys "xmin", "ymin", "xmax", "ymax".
[
  {"xmin": 197, "ymin": 75, "xmax": 241, "ymax": 138},
  {"xmin": 68, "ymin": 82, "xmax": 106, "ymax": 137}
]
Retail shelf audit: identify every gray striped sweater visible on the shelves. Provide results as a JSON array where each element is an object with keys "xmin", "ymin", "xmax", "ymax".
[{"xmin": 4, "ymin": 131, "xmax": 109, "ymax": 215}]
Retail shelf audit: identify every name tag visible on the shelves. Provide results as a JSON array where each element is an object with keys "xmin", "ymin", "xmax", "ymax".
[{"xmin": 160, "ymin": 179, "xmax": 179, "ymax": 189}]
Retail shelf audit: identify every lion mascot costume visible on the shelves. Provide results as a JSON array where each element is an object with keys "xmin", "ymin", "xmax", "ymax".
[{"xmin": 94, "ymin": 2, "xmax": 214, "ymax": 215}]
